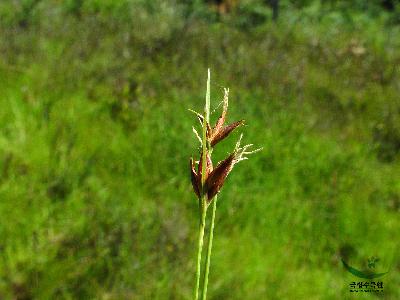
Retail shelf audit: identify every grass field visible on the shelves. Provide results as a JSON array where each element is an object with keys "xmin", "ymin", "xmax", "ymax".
[{"xmin": 0, "ymin": 2, "xmax": 400, "ymax": 299}]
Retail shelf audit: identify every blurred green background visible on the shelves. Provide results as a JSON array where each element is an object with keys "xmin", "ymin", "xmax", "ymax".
[{"xmin": 0, "ymin": 0, "xmax": 400, "ymax": 299}]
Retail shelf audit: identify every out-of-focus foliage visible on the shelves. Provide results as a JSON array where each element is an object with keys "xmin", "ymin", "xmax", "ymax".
[{"xmin": 0, "ymin": 1, "xmax": 399, "ymax": 299}]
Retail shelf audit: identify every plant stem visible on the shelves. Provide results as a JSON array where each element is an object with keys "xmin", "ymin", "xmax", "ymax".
[
  {"xmin": 201, "ymin": 195, "xmax": 217, "ymax": 300},
  {"xmin": 205, "ymin": 68, "xmax": 211, "ymax": 123},
  {"xmin": 194, "ymin": 199, "xmax": 207, "ymax": 300}
]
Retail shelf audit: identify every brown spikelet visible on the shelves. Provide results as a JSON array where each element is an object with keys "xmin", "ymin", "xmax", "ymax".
[
  {"xmin": 190, "ymin": 158, "xmax": 200, "ymax": 198},
  {"xmin": 213, "ymin": 114, "xmax": 226, "ymax": 137},
  {"xmin": 198, "ymin": 151, "xmax": 213, "ymax": 180},
  {"xmin": 205, "ymin": 153, "xmax": 235, "ymax": 201},
  {"xmin": 210, "ymin": 120, "xmax": 244, "ymax": 147},
  {"xmin": 206, "ymin": 88, "xmax": 243, "ymax": 146}
]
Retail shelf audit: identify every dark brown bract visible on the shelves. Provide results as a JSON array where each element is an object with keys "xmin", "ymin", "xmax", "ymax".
[{"xmin": 190, "ymin": 152, "xmax": 235, "ymax": 202}]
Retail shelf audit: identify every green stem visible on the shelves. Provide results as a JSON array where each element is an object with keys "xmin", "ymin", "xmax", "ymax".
[
  {"xmin": 194, "ymin": 200, "xmax": 207, "ymax": 300},
  {"xmin": 201, "ymin": 196, "xmax": 217, "ymax": 300}
]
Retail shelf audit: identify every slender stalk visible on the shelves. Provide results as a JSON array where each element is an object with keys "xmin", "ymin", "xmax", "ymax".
[
  {"xmin": 194, "ymin": 69, "xmax": 211, "ymax": 300},
  {"xmin": 194, "ymin": 200, "xmax": 207, "ymax": 300},
  {"xmin": 205, "ymin": 68, "xmax": 210, "ymax": 124},
  {"xmin": 201, "ymin": 195, "xmax": 217, "ymax": 300}
]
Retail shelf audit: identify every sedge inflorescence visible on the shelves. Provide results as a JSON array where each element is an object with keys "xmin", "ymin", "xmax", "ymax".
[{"xmin": 190, "ymin": 88, "xmax": 261, "ymax": 205}]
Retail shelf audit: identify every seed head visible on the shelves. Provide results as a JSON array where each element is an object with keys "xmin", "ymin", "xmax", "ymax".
[
  {"xmin": 190, "ymin": 151, "xmax": 213, "ymax": 198},
  {"xmin": 190, "ymin": 158, "xmax": 200, "ymax": 198},
  {"xmin": 207, "ymin": 88, "xmax": 244, "ymax": 146},
  {"xmin": 189, "ymin": 84, "xmax": 261, "ymax": 206}
]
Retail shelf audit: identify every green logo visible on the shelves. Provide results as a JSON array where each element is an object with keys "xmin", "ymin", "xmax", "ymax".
[{"xmin": 342, "ymin": 256, "xmax": 389, "ymax": 279}]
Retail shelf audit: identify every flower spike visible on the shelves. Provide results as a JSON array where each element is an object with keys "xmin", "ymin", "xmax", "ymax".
[
  {"xmin": 190, "ymin": 158, "xmax": 200, "ymax": 198},
  {"xmin": 204, "ymin": 134, "xmax": 262, "ymax": 202},
  {"xmin": 207, "ymin": 88, "xmax": 244, "ymax": 146}
]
